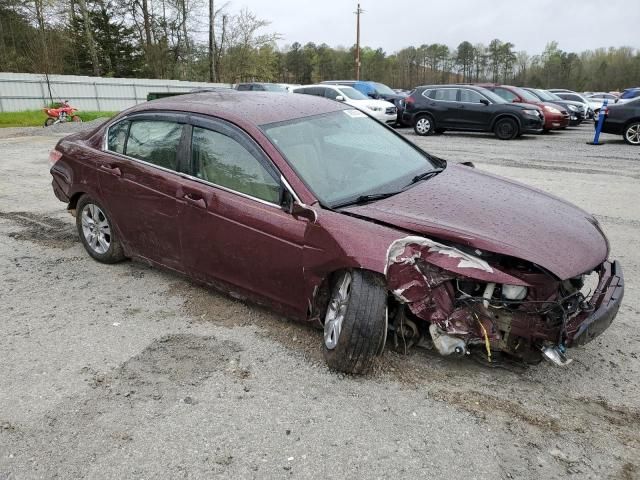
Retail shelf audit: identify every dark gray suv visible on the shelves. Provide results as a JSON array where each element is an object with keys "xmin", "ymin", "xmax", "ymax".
[{"xmin": 402, "ymin": 85, "xmax": 544, "ymax": 140}]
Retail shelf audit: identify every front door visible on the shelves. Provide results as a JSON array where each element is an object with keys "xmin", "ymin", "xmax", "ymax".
[
  {"xmin": 178, "ymin": 119, "xmax": 309, "ymax": 315},
  {"xmin": 456, "ymin": 88, "xmax": 494, "ymax": 130}
]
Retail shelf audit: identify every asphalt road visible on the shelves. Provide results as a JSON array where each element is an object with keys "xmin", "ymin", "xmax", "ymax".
[{"xmin": 0, "ymin": 122, "xmax": 638, "ymax": 479}]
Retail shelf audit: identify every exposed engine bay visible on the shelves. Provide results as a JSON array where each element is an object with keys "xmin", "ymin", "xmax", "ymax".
[{"xmin": 385, "ymin": 236, "xmax": 623, "ymax": 366}]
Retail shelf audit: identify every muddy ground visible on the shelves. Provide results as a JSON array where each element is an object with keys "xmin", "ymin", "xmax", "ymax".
[{"xmin": 0, "ymin": 123, "xmax": 638, "ymax": 479}]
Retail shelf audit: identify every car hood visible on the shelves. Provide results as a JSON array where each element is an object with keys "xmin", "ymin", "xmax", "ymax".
[{"xmin": 340, "ymin": 164, "xmax": 608, "ymax": 279}]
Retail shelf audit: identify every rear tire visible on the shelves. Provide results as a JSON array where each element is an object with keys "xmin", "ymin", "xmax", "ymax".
[
  {"xmin": 623, "ymin": 122, "xmax": 640, "ymax": 145},
  {"xmin": 413, "ymin": 114, "xmax": 435, "ymax": 136},
  {"xmin": 76, "ymin": 194, "xmax": 125, "ymax": 264},
  {"xmin": 494, "ymin": 117, "xmax": 519, "ymax": 140},
  {"xmin": 323, "ymin": 270, "xmax": 388, "ymax": 374}
]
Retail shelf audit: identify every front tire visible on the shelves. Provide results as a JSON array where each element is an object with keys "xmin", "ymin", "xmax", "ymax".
[
  {"xmin": 323, "ymin": 270, "xmax": 388, "ymax": 374},
  {"xmin": 494, "ymin": 117, "xmax": 519, "ymax": 140},
  {"xmin": 413, "ymin": 114, "xmax": 435, "ymax": 136},
  {"xmin": 76, "ymin": 195, "xmax": 125, "ymax": 264},
  {"xmin": 623, "ymin": 122, "xmax": 640, "ymax": 145},
  {"xmin": 44, "ymin": 117, "xmax": 55, "ymax": 127}
]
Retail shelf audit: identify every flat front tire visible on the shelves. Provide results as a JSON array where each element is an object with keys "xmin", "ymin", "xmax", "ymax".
[
  {"xmin": 76, "ymin": 195, "xmax": 125, "ymax": 264},
  {"xmin": 323, "ymin": 270, "xmax": 388, "ymax": 374}
]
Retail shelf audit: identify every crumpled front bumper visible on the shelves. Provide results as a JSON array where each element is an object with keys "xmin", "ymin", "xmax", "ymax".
[{"xmin": 566, "ymin": 260, "xmax": 624, "ymax": 347}]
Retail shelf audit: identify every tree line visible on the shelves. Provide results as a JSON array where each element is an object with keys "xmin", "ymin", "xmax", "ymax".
[{"xmin": 1, "ymin": 0, "xmax": 639, "ymax": 92}]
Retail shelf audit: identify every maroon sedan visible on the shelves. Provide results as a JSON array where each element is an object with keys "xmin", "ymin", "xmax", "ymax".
[{"xmin": 49, "ymin": 91, "xmax": 623, "ymax": 373}]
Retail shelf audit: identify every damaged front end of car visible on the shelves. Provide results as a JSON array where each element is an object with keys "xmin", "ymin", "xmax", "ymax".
[{"xmin": 385, "ymin": 236, "xmax": 624, "ymax": 366}]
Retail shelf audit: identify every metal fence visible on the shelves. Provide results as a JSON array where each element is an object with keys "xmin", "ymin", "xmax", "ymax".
[{"xmin": 0, "ymin": 72, "xmax": 231, "ymax": 112}]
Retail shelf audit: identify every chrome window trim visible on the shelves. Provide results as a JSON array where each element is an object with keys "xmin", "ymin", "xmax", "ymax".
[
  {"xmin": 106, "ymin": 149, "xmax": 284, "ymax": 209},
  {"xmin": 103, "ymin": 118, "xmax": 296, "ymax": 210}
]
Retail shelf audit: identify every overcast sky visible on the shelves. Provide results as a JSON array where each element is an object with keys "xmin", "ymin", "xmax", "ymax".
[{"xmin": 233, "ymin": 0, "xmax": 639, "ymax": 55}]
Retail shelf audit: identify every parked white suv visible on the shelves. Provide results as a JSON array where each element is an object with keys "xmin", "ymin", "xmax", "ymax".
[{"xmin": 293, "ymin": 84, "xmax": 397, "ymax": 124}]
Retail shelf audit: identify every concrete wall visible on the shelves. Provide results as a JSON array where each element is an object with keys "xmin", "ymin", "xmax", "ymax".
[{"xmin": 0, "ymin": 72, "xmax": 231, "ymax": 112}]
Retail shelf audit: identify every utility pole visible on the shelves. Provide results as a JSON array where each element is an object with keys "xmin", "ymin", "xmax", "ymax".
[{"xmin": 355, "ymin": 3, "xmax": 363, "ymax": 80}]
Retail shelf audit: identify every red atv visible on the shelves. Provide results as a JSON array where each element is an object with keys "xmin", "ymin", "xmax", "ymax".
[{"xmin": 43, "ymin": 101, "xmax": 82, "ymax": 127}]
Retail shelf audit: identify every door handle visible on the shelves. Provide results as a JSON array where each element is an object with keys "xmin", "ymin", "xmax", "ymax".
[
  {"xmin": 184, "ymin": 193, "xmax": 207, "ymax": 209},
  {"xmin": 100, "ymin": 164, "xmax": 122, "ymax": 176}
]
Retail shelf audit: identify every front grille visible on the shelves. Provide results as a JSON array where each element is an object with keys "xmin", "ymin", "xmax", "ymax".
[{"xmin": 386, "ymin": 107, "xmax": 397, "ymax": 115}]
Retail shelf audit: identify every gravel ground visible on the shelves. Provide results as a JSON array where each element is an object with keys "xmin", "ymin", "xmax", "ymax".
[{"xmin": 0, "ymin": 122, "xmax": 638, "ymax": 480}]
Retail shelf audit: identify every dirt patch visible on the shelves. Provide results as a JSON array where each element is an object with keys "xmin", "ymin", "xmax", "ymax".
[
  {"xmin": 429, "ymin": 388, "xmax": 561, "ymax": 432},
  {"xmin": 620, "ymin": 462, "xmax": 639, "ymax": 480},
  {"xmin": 89, "ymin": 334, "xmax": 250, "ymax": 396},
  {"xmin": 166, "ymin": 280, "xmax": 325, "ymax": 365},
  {"xmin": 0, "ymin": 211, "xmax": 77, "ymax": 249}
]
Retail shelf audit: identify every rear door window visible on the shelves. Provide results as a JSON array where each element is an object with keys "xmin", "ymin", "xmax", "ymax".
[
  {"xmin": 432, "ymin": 88, "xmax": 459, "ymax": 101},
  {"xmin": 191, "ymin": 127, "xmax": 281, "ymax": 204},
  {"xmin": 307, "ymin": 87, "xmax": 326, "ymax": 96},
  {"xmin": 125, "ymin": 120, "xmax": 184, "ymax": 171}
]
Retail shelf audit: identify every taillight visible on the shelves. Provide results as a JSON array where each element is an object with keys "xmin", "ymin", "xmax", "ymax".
[{"xmin": 49, "ymin": 149, "xmax": 62, "ymax": 166}]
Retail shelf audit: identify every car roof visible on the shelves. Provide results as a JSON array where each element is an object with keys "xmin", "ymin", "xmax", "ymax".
[{"xmin": 126, "ymin": 90, "xmax": 348, "ymax": 126}]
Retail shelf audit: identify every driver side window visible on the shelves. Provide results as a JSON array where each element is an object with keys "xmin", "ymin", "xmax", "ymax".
[
  {"xmin": 324, "ymin": 89, "xmax": 339, "ymax": 100},
  {"xmin": 191, "ymin": 127, "xmax": 281, "ymax": 204}
]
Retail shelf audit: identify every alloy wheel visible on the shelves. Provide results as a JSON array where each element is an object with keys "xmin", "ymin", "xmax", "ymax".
[
  {"xmin": 81, "ymin": 203, "xmax": 111, "ymax": 254},
  {"xmin": 324, "ymin": 272, "xmax": 352, "ymax": 350},
  {"xmin": 625, "ymin": 123, "xmax": 640, "ymax": 145}
]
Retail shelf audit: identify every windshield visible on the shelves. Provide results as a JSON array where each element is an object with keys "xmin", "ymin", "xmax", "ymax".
[
  {"xmin": 373, "ymin": 82, "xmax": 396, "ymax": 95},
  {"xmin": 337, "ymin": 86, "xmax": 368, "ymax": 100},
  {"xmin": 262, "ymin": 84, "xmax": 288, "ymax": 92},
  {"xmin": 513, "ymin": 87, "xmax": 540, "ymax": 102},
  {"xmin": 262, "ymin": 110, "xmax": 438, "ymax": 207}
]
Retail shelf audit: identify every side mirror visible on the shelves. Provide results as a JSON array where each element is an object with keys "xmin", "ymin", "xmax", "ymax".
[
  {"xmin": 280, "ymin": 181, "xmax": 317, "ymax": 222},
  {"xmin": 335, "ymin": 95, "xmax": 345, "ymax": 102},
  {"xmin": 479, "ymin": 98, "xmax": 490, "ymax": 106}
]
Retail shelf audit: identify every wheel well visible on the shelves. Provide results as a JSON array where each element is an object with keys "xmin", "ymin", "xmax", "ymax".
[
  {"xmin": 310, "ymin": 268, "xmax": 388, "ymax": 324},
  {"xmin": 624, "ymin": 118, "xmax": 640, "ymax": 129},
  {"xmin": 67, "ymin": 192, "xmax": 85, "ymax": 212},
  {"xmin": 491, "ymin": 114, "xmax": 521, "ymax": 131}
]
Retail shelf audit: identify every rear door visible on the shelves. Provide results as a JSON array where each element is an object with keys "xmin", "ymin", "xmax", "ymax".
[
  {"xmin": 97, "ymin": 113, "xmax": 188, "ymax": 271},
  {"xmin": 429, "ymin": 88, "xmax": 460, "ymax": 127},
  {"xmin": 177, "ymin": 116, "xmax": 309, "ymax": 315}
]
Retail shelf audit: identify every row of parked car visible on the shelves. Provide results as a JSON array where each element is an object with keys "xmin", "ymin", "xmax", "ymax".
[{"xmin": 206, "ymin": 81, "xmax": 640, "ymax": 145}]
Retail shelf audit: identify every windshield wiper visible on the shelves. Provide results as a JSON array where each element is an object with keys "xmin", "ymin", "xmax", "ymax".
[
  {"xmin": 333, "ymin": 191, "xmax": 402, "ymax": 209},
  {"xmin": 407, "ymin": 167, "xmax": 444, "ymax": 187}
]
